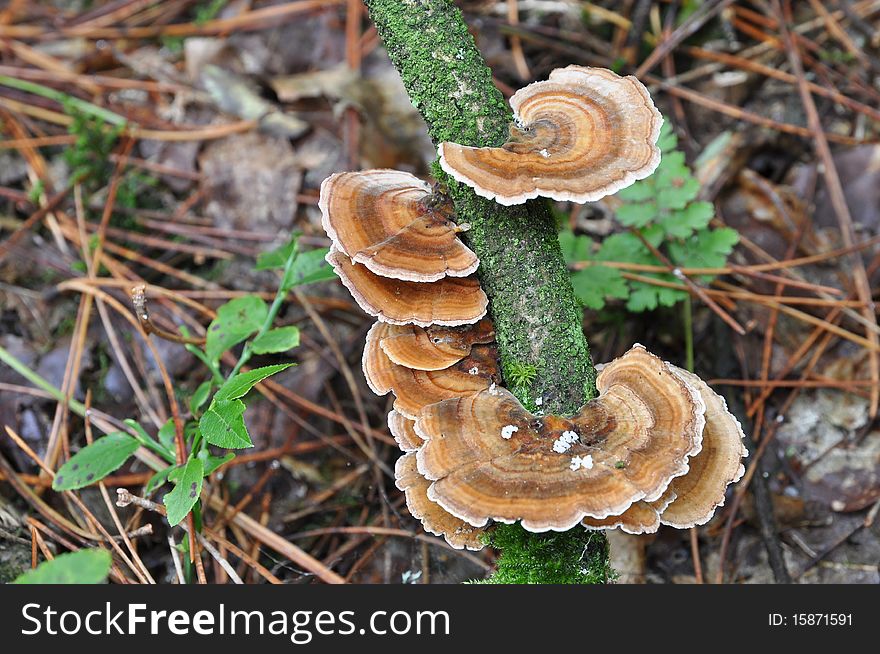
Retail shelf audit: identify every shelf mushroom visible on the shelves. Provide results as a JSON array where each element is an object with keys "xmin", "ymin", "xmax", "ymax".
[
  {"xmin": 374, "ymin": 319, "xmax": 495, "ymax": 371},
  {"xmin": 395, "ymin": 453, "xmax": 486, "ymax": 550},
  {"xmin": 326, "ymin": 246, "xmax": 488, "ymax": 327},
  {"xmin": 320, "ymin": 169, "xmax": 478, "ymax": 282},
  {"xmin": 363, "ymin": 321, "xmax": 499, "ymax": 419},
  {"xmin": 388, "ymin": 410, "xmax": 423, "ymax": 452},
  {"xmin": 414, "ymin": 345, "xmax": 705, "ymax": 532},
  {"xmin": 581, "ymin": 364, "xmax": 747, "ymax": 533},
  {"xmin": 438, "ymin": 65, "xmax": 662, "ymax": 205}
]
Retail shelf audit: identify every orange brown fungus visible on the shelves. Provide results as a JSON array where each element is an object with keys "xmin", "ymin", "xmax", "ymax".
[
  {"xmin": 395, "ymin": 453, "xmax": 486, "ymax": 550},
  {"xmin": 320, "ymin": 170, "xmax": 478, "ymax": 282},
  {"xmin": 377, "ymin": 319, "xmax": 495, "ymax": 371},
  {"xmin": 326, "ymin": 246, "xmax": 488, "ymax": 327},
  {"xmin": 388, "ymin": 410, "xmax": 422, "ymax": 453},
  {"xmin": 659, "ymin": 366, "xmax": 747, "ymax": 528},
  {"xmin": 438, "ymin": 66, "xmax": 662, "ymax": 206},
  {"xmin": 363, "ymin": 321, "xmax": 499, "ymax": 419},
  {"xmin": 581, "ymin": 366, "xmax": 747, "ymax": 533},
  {"xmin": 414, "ymin": 345, "xmax": 705, "ymax": 532}
]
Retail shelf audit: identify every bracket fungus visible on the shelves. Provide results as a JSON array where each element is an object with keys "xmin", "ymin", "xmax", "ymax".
[
  {"xmin": 374, "ymin": 319, "xmax": 495, "ymax": 371},
  {"xmin": 388, "ymin": 410, "xmax": 423, "ymax": 453},
  {"xmin": 326, "ymin": 246, "xmax": 488, "ymax": 327},
  {"xmin": 363, "ymin": 321, "xmax": 499, "ymax": 419},
  {"xmin": 395, "ymin": 453, "xmax": 486, "ymax": 551},
  {"xmin": 320, "ymin": 170, "xmax": 478, "ymax": 282},
  {"xmin": 414, "ymin": 345, "xmax": 705, "ymax": 532},
  {"xmin": 438, "ymin": 65, "xmax": 662, "ymax": 205}
]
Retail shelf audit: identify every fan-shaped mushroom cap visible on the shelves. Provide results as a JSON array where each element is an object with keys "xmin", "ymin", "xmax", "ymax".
[
  {"xmin": 388, "ymin": 410, "xmax": 422, "ymax": 452},
  {"xmin": 658, "ymin": 366, "xmax": 748, "ymax": 528},
  {"xmin": 327, "ymin": 246, "xmax": 488, "ymax": 327},
  {"xmin": 581, "ymin": 488, "xmax": 676, "ymax": 535},
  {"xmin": 320, "ymin": 170, "xmax": 478, "ymax": 282},
  {"xmin": 438, "ymin": 65, "xmax": 662, "ymax": 206},
  {"xmin": 395, "ymin": 453, "xmax": 486, "ymax": 550},
  {"xmin": 363, "ymin": 322, "xmax": 499, "ymax": 418},
  {"xmin": 376, "ymin": 319, "xmax": 495, "ymax": 371},
  {"xmin": 415, "ymin": 345, "xmax": 705, "ymax": 531}
]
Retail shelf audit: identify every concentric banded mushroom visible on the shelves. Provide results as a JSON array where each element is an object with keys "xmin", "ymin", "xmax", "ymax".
[
  {"xmin": 378, "ymin": 319, "xmax": 495, "ymax": 371},
  {"xmin": 414, "ymin": 345, "xmax": 705, "ymax": 532},
  {"xmin": 320, "ymin": 170, "xmax": 478, "ymax": 282},
  {"xmin": 581, "ymin": 488, "xmax": 676, "ymax": 535},
  {"xmin": 395, "ymin": 453, "xmax": 486, "ymax": 550},
  {"xmin": 363, "ymin": 322, "xmax": 499, "ymax": 419},
  {"xmin": 581, "ymin": 365, "xmax": 747, "ymax": 532},
  {"xmin": 388, "ymin": 410, "xmax": 422, "ymax": 452},
  {"xmin": 327, "ymin": 246, "xmax": 488, "ymax": 327},
  {"xmin": 658, "ymin": 366, "xmax": 747, "ymax": 528},
  {"xmin": 438, "ymin": 65, "xmax": 662, "ymax": 205}
]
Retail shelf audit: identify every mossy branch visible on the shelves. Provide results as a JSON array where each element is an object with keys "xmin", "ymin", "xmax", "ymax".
[{"xmin": 363, "ymin": 0, "xmax": 610, "ymax": 584}]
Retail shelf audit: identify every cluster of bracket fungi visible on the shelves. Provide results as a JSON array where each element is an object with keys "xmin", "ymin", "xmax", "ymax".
[{"xmin": 320, "ymin": 66, "xmax": 747, "ymax": 550}]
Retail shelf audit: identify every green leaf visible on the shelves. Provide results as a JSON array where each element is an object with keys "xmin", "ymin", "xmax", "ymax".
[
  {"xmin": 157, "ymin": 417, "xmax": 176, "ymax": 454},
  {"xmin": 558, "ymin": 230, "xmax": 592, "ymax": 264},
  {"xmin": 657, "ymin": 176, "xmax": 700, "ymax": 210},
  {"xmin": 200, "ymin": 451, "xmax": 235, "ymax": 476},
  {"xmin": 571, "ymin": 265, "xmax": 629, "ymax": 310},
  {"xmin": 669, "ymin": 227, "xmax": 739, "ymax": 271},
  {"xmin": 659, "ymin": 201, "xmax": 714, "ymax": 239},
  {"xmin": 53, "ymin": 433, "xmax": 139, "ymax": 491},
  {"xmin": 214, "ymin": 363, "xmax": 294, "ymax": 401},
  {"xmin": 13, "ymin": 549, "xmax": 111, "ymax": 584},
  {"xmin": 189, "ymin": 380, "xmax": 213, "ymax": 416},
  {"xmin": 251, "ymin": 326, "xmax": 300, "ymax": 354},
  {"xmin": 163, "ymin": 457, "xmax": 204, "ymax": 526},
  {"xmin": 199, "ymin": 399, "xmax": 253, "ymax": 448},
  {"xmin": 283, "ymin": 248, "xmax": 335, "ymax": 289},
  {"xmin": 656, "ymin": 120, "xmax": 677, "ymax": 151},
  {"xmin": 205, "ymin": 294, "xmax": 268, "ymax": 363},
  {"xmin": 616, "ymin": 180, "xmax": 656, "ymax": 203},
  {"xmin": 625, "ymin": 286, "xmax": 660, "ymax": 312},
  {"xmin": 615, "ymin": 201, "xmax": 657, "ymax": 227},
  {"xmin": 595, "ymin": 232, "xmax": 653, "ymax": 265},
  {"xmin": 256, "ymin": 236, "xmax": 298, "ymax": 271},
  {"xmin": 145, "ymin": 465, "xmax": 177, "ymax": 495}
]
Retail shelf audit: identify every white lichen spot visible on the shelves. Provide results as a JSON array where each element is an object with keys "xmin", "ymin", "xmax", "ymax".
[
  {"xmin": 501, "ymin": 425, "xmax": 518, "ymax": 440},
  {"xmin": 534, "ymin": 396, "xmax": 543, "ymax": 406},
  {"xmin": 552, "ymin": 430, "xmax": 579, "ymax": 453},
  {"xmin": 488, "ymin": 382, "xmax": 501, "ymax": 396},
  {"xmin": 468, "ymin": 366, "xmax": 479, "ymax": 375},
  {"xmin": 569, "ymin": 454, "xmax": 594, "ymax": 472},
  {"xmin": 538, "ymin": 148, "xmax": 550, "ymax": 158}
]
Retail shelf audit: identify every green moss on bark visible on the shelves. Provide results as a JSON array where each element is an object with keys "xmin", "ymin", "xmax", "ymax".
[{"xmin": 364, "ymin": 0, "xmax": 608, "ymax": 583}]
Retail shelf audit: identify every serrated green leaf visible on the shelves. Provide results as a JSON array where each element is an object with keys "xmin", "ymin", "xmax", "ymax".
[
  {"xmin": 615, "ymin": 201, "xmax": 657, "ymax": 227},
  {"xmin": 558, "ymin": 230, "xmax": 593, "ymax": 264},
  {"xmin": 596, "ymin": 232, "xmax": 653, "ymax": 264},
  {"xmin": 199, "ymin": 399, "xmax": 252, "ymax": 448},
  {"xmin": 214, "ymin": 363, "xmax": 294, "ymax": 401},
  {"xmin": 205, "ymin": 294, "xmax": 268, "ymax": 362},
  {"xmin": 626, "ymin": 286, "xmax": 660, "ymax": 312},
  {"xmin": 657, "ymin": 177, "xmax": 700, "ymax": 210},
  {"xmin": 251, "ymin": 326, "xmax": 300, "ymax": 354},
  {"xmin": 616, "ymin": 180, "xmax": 656, "ymax": 203},
  {"xmin": 163, "ymin": 457, "xmax": 204, "ymax": 526},
  {"xmin": 189, "ymin": 380, "xmax": 213, "ymax": 416},
  {"xmin": 53, "ymin": 433, "xmax": 139, "ymax": 491},
  {"xmin": 669, "ymin": 227, "xmax": 739, "ymax": 271},
  {"xmin": 656, "ymin": 121, "xmax": 677, "ymax": 151},
  {"xmin": 571, "ymin": 265, "xmax": 629, "ymax": 309},
  {"xmin": 13, "ymin": 549, "xmax": 111, "ymax": 584},
  {"xmin": 660, "ymin": 201, "xmax": 714, "ymax": 238}
]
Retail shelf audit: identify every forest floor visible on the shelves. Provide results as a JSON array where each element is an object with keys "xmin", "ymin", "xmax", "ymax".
[{"xmin": 1, "ymin": 0, "xmax": 879, "ymax": 584}]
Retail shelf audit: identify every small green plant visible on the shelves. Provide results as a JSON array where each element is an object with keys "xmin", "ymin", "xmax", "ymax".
[
  {"xmin": 63, "ymin": 101, "xmax": 124, "ymax": 187},
  {"xmin": 51, "ymin": 236, "xmax": 336, "ymax": 533},
  {"xmin": 561, "ymin": 121, "xmax": 739, "ymax": 313},
  {"xmin": 13, "ymin": 549, "xmax": 111, "ymax": 584}
]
